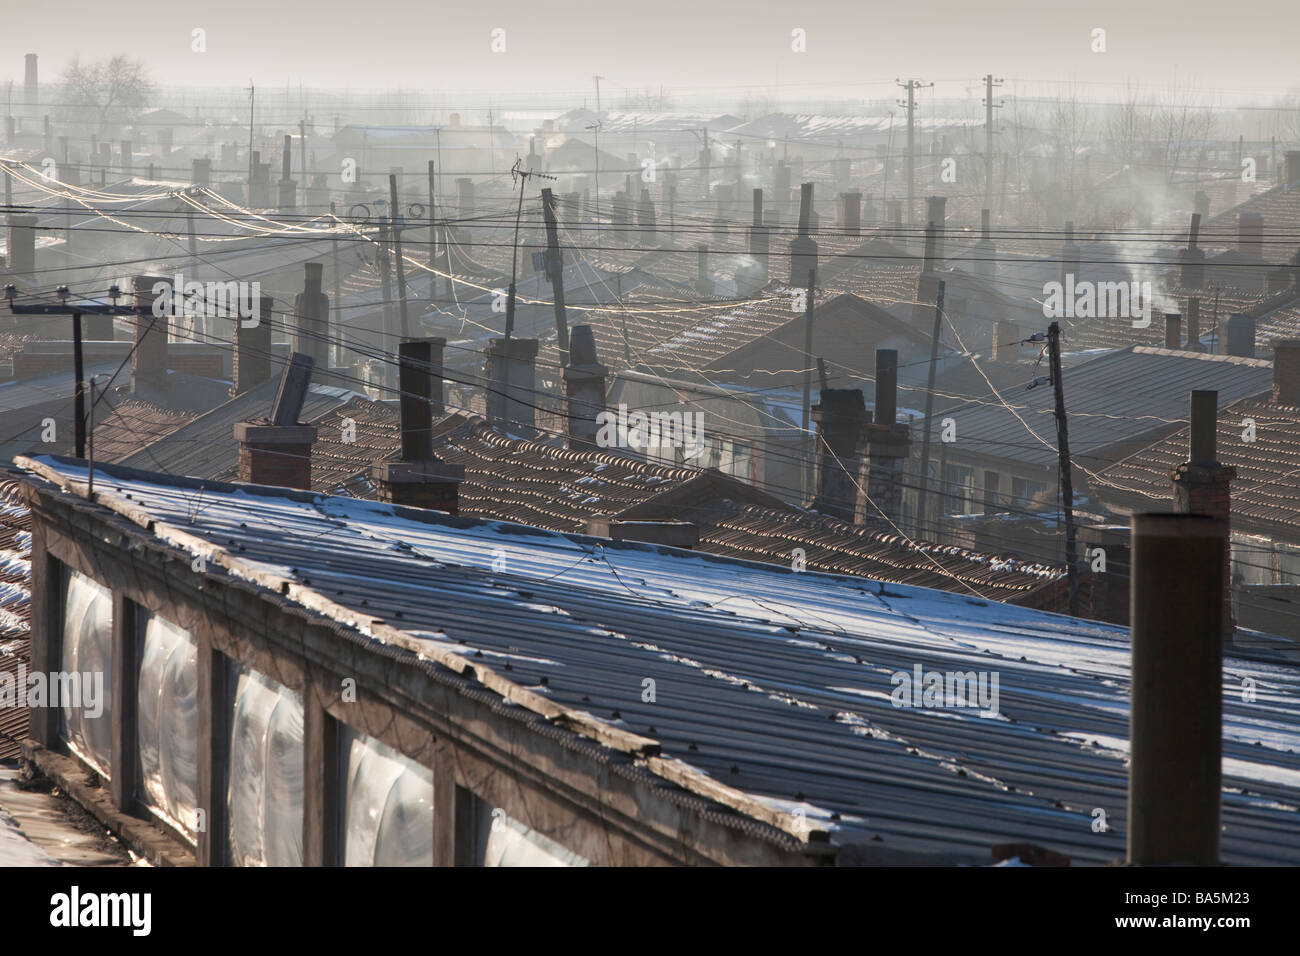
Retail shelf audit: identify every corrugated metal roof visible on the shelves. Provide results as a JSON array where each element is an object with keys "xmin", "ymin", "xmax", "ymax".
[
  {"xmin": 0, "ymin": 479, "xmax": 32, "ymax": 760},
  {"xmin": 16, "ymin": 455, "xmax": 1300, "ymax": 864},
  {"xmin": 944, "ymin": 346, "xmax": 1274, "ymax": 471}
]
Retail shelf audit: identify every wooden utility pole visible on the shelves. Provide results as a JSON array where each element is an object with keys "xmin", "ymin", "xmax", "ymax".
[
  {"xmin": 504, "ymin": 158, "xmax": 556, "ymax": 345},
  {"xmin": 1047, "ymin": 321, "xmax": 1079, "ymax": 616},
  {"xmin": 540, "ymin": 187, "xmax": 569, "ymax": 355},
  {"xmin": 896, "ymin": 79, "xmax": 931, "ymax": 226},
  {"xmin": 72, "ymin": 311, "xmax": 85, "ymax": 457},
  {"xmin": 427, "ymin": 159, "xmax": 438, "ymax": 269},
  {"xmin": 389, "ymin": 173, "xmax": 410, "ymax": 339},
  {"xmin": 376, "ymin": 221, "xmax": 395, "ymax": 385},
  {"xmin": 915, "ymin": 280, "xmax": 945, "ymax": 536},
  {"xmin": 800, "ymin": 268, "xmax": 817, "ymax": 500}
]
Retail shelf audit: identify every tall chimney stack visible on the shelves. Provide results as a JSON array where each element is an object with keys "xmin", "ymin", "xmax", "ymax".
[
  {"xmin": 1164, "ymin": 312, "xmax": 1182, "ymax": 350},
  {"xmin": 562, "ymin": 325, "xmax": 608, "ymax": 449},
  {"xmin": 1170, "ymin": 389, "xmax": 1235, "ymax": 640},
  {"xmin": 1185, "ymin": 298, "xmax": 1204, "ymax": 352},
  {"xmin": 809, "ymin": 389, "xmax": 867, "ymax": 522},
  {"xmin": 485, "ymin": 338, "xmax": 538, "ymax": 432},
  {"xmin": 974, "ymin": 209, "xmax": 997, "ymax": 281},
  {"xmin": 232, "ymin": 295, "xmax": 274, "ymax": 396},
  {"xmin": 855, "ymin": 349, "xmax": 911, "ymax": 527},
  {"xmin": 1128, "ymin": 513, "xmax": 1226, "ymax": 865},
  {"xmin": 839, "ymin": 192, "xmax": 861, "ymax": 237},
  {"xmin": 294, "ymin": 262, "xmax": 330, "ymax": 374},
  {"xmin": 695, "ymin": 244, "xmax": 715, "ymax": 295},
  {"xmin": 1226, "ymin": 314, "xmax": 1256, "ymax": 358},
  {"xmin": 789, "ymin": 182, "xmax": 818, "ymax": 286},
  {"xmin": 5, "ymin": 215, "xmax": 36, "ymax": 276},
  {"xmin": 1271, "ymin": 339, "xmax": 1300, "ymax": 406},
  {"xmin": 925, "ymin": 196, "xmax": 946, "ymax": 264},
  {"xmin": 748, "ymin": 188, "xmax": 769, "ymax": 280},
  {"xmin": 131, "ymin": 274, "xmax": 169, "ymax": 394},
  {"xmin": 278, "ymin": 133, "xmax": 296, "ymax": 209},
  {"xmin": 1238, "ymin": 211, "xmax": 1264, "ymax": 259},
  {"xmin": 1181, "ymin": 213, "xmax": 1206, "ymax": 288}
]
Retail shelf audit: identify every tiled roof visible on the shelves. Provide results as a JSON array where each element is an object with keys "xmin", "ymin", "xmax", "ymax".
[
  {"xmin": 1098, "ymin": 395, "xmax": 1300, "ymax": 538},
  {"xmin": 263, "ymin": 404, "xmax": 1063, "ymax": 602}
]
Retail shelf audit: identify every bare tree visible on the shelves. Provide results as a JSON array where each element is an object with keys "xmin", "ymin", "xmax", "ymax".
[{"xmin": 57, "ymin": 55, "xmax": 154, "ymax": 133}]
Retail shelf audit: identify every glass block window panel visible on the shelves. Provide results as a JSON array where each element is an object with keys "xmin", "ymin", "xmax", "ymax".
[
  {"xmin": 483, "ymin": 811, "xmax": 591, "ymax": 868},
  {"xmin": 136, "ymin": 613, "xmax": 198, "ymax": 840},
  {"xmin": 226, "ymin": 664, "xmax": 303, "ymax": 867},
  {"xmin": 59, "ymin": 568, "xmax": 112, "ymax": 776},
  {"xmin": 339, "ymin": 725, "xmax": 433, "ymax": 866}
]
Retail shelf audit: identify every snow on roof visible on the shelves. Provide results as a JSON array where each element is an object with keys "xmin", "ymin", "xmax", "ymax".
[{"xmin": 15, "ymin": 454, "xmax": 1300, "ymax": 864}]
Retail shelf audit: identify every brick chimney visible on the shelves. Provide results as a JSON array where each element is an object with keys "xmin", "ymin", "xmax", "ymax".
[
  {"xmin": 1238, "ymin": 211, "xmax": 1264, "ymax": 259},
  {"xmin": 748, "ymin": 189, "xmax": 769, "ymax": 281},
  {"xmin": 855, "ymin": 349, "xmax": 910, "ymax": 527},
  {"xmin": 695, "ymin": 244, "xmax": 715, "ymax": 295},
  {"xmin": 810, "ymin": 389, "xmax": 867, "ymax": 522},
  {"xmin": 232, "ymin": 295, "xmax": 274, "ymax": 396},
  {"xmin": 1226, "ymin": 314, "xmax": 1255, "ymax": 358},
  {"xmin": 371, "ymin": 340, "xmax": 464, "ymax": 511},
  {"xmin": 973, "ymin": 209, "xmax": 996, "ymax": 282},
  {"xmin": 1286, "ymin": 150, "xmax": 1300, "ymax": 188},
  {"xmin": 1185, "ymin": 298, "xmax": 1205, "ymax": 352},
  {"xmin": 1059, "ymin": 220, "xmax": 1080, "ymax": 287},
  {"xmin": 1180, "ymin": 213, "xmax": 1205, "ymax": 288},
  {"xmin": 1164, "ymin": 312, "xmax": 1182, "ymax": 350},
  {"xmin": 1171, "ymin": 390, "xmax": 1235, "ymax": 639},
  {"xmin": 839, "ymin": 192, "xmax": 862, "ymax": 237},
  {"xmin": 926, "ymin": 197, "xmax": 946, "ymax": 264},
  {"xmin": 294, "ymin": 262, "xmax": 329, "ymax": 373},
  {"xmin": 1271, "ymin": 339, "xmax": 1300, "ymax": 406},
  {"xmin": 278, "ymin": 134, "xmax": 296, "ymax": 210},
  {"xmin": 485, "ymin": 337, "xmax": 538, "ymax": 432},
  {"xmin": 456, "ymin": 178, "xmax": 475, "ymax": 220},
  {"xmin": 235, "ymin": 353, "xmax": 317, "ymax": 490},
  {"xmin": 562, "ymin": 325, "xmax": 607, "ymax": 449},
  {"xmin": 4, "ymin": 215, "xmax": 36, "ymax": 275},
  {"xmin": 131, "ymin": 274, "xmax": 169, "ymax": 394},
  {"xmin": 789, "ymin": 182, "xmax": 818, "ymax": 286},
  {"xmin": 637, "ymin": 187, "xmax": 656, "ymax": 246}
]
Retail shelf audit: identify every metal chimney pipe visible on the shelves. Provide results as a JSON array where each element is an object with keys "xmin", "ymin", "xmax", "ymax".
[
  {"xmin": 874, "ymin": 349, "xmax": 898, "ymax": 427},
  {"xmin": 1128, "ymin": 513, "xmax": 1226, "ymax": 865},
  {"xmin": 398, "ymin": 340, "xmax": 433, "ymax": 461}
]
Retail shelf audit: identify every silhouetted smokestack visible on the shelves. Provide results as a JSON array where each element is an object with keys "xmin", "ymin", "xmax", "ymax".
[
  {"xmin": 839, "ymin": 191, "xmax": 861, "ymax": 237},
  {"xmin": 131, "ymin": 274, "xmax": 169, "ymax": 394},
  {"xmin": 789, "ymin": 183, "xmax": 818, "ymax": 286},
  {"xmin": 1238, "ymin": 211, "xmax": 1264, "ymax": 259},
  {"xmin": 232, "ymin": 295, "xmax": 273, "ymax": 396},
  {"xmin": 294, "ymin": 262, "xmax": 329, "ymax": 372},
  {"xmin": 810, "ymin": 389, "xmax": 867, "ymax": 522},
  {"xmin": 1164, "ymin": 313, "xmax": 1182, "ymax": 350},
  {"xmin": 1185, "ymin": 299, "xmax": 1204, "ymax": 352},
  {"xmin": 563, "ymin": 325, "xmax": 607, "ymax": 449}
]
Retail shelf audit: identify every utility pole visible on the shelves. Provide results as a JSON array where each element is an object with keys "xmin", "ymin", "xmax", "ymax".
[
  {"xmin": 896, "ymin": 79, "xmax": 931, "ymax": 226},
  {"xmin": 593, "ymin": 75, "xmax": 604, "ymax": 115},
  {"xmin": 299, "ymin": 118, "xmax": 307, "ymax": 188},
  {"xmin": 983, "ymin": 74, "xmax": 1003, "ymax": 218},
  {"xmin": 389, "ymin": 173, "xmax": 410, "ymax": 339},
  {"xmin": 1047, "ymin": 321, "xmax": 1079, "ymax": 616},
  {"xmin": 915, "ymin": 279, "xmax": 945, "ymax": 536},
  {"xmin": 376, "ymin": 220, "xmax": 395, "ymax": 386},
  {"xmin": 541, "ymin": 187, "xmax": 569, "ymax": 355},
  {"xmin": 72, "ymin": 310, "xmax": 85, "ymax": 457},
  {"xmin": 504, "ymin": 157, "xmax": 556, "ymax": 345},
  {"xmin": 800, "ymin": 268, "xmax": 816, "ymax": 501}
]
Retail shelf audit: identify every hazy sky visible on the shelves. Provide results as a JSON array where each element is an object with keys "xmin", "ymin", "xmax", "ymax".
[{"xmin": 3, "ymin": 0, "xmax": 1298, "ymax": 104}]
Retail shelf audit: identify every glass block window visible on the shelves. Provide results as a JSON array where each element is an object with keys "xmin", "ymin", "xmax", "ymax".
[
  {"xmin": 227, "ymin": 663, "xmax": 303, "ymax": 866},
  {"xmin": 60, "ymin": 568, "xmax": 112, "ymax": 776},
  {"xmin": 339, "ymin": 726, "xmax": 434, "ymax": 866},
  {"xmin": 136, "ymin": 613, "xmax": 198, "ymax": 840}
]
